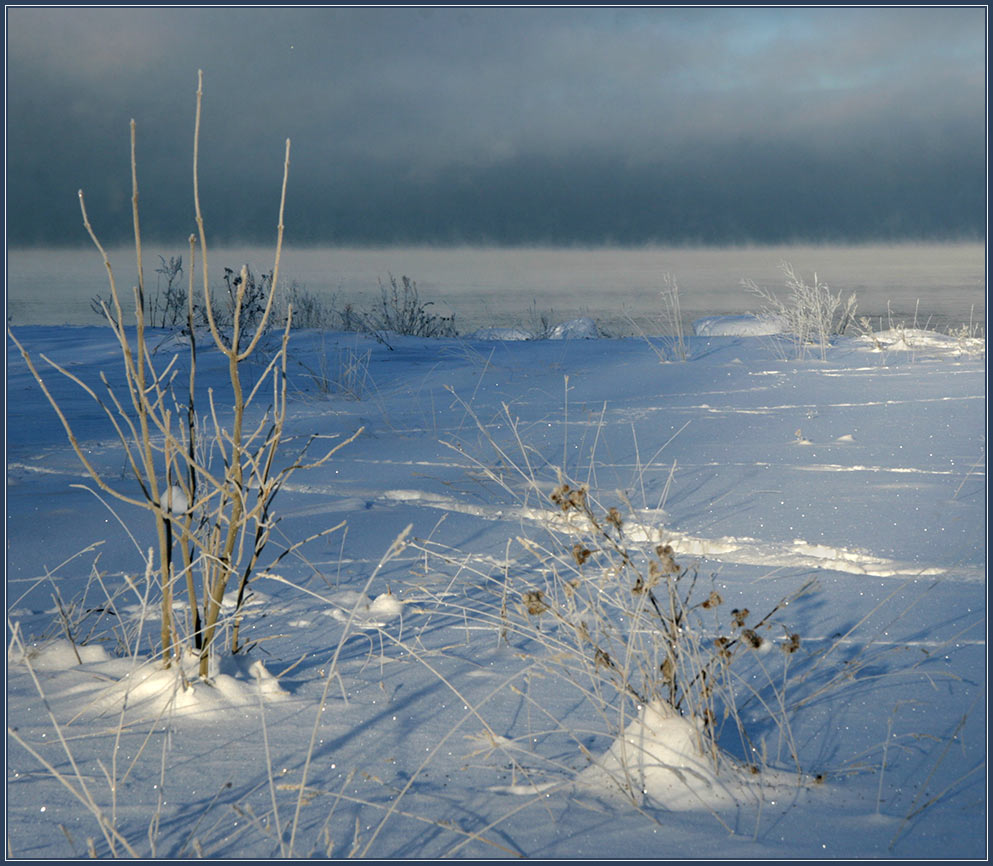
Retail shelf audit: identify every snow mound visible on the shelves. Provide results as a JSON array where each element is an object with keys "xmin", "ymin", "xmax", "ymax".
[
  {"xmin": 577, "ymin": 700, "xmax": 737, "ymax": 810},
  {"xmin": 9, "ymin": 639, "xmax": 289, "ymax": 722},
  {"xmin": 89, "ymin": 653, "xmax": 289, "ymax": 719},
  {"xmin": 9, "ymin": 638, "xmax": 113, "ymax": 670},
  {"xmin": 693, "ymin": 314, "xmax": 784, "ymax": 336},
  {"xmin": 548, "ymin": 317, "xmax": 599, "ymax": 340},
  {"xmin": 472, "ymin": 327, "xmax": 533, "ymax": 341},
  {"xmin": 327, "ymin": 590, "xmax": 404, "ymax": 629},
  {"xmin": 856, "ymin": 328, "xmax": 985, "ymax": 357}
]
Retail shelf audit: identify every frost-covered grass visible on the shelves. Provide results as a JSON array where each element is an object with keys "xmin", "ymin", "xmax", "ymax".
[{"xmin": 6, "ymin": 314, "xmax": 985, "ymax": 859}]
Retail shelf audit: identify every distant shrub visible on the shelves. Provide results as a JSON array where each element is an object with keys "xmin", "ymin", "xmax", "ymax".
[
  {"xmin": 743, "ymin": 262, "xmax": 857, "ymax": 361},
  {"xmin": 91, "ymin": 254, "xmax": 188, "ymax": 329},
  {"xmin": 361, "ymin": 274, "xmax": 458, "ymax": 349}
]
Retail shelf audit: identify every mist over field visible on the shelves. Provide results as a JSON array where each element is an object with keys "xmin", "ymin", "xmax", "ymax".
[{"xmin": 6, "ymin": 242, "xmax": 986, "ymax": 336}]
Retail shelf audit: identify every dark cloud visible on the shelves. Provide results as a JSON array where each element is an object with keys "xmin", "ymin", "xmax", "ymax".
[{"xmin": 6, "ymin": 7, "xmax": 985, "ymax": 246}]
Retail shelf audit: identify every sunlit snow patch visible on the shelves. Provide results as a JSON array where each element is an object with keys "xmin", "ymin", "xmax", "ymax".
[
  {"xmin": 856, "ymin": 328, "xmax": 985, "ymax": 357},
  {"xmin": 9, "ymin": 638, "xmax": 113, "ymax": 670},
  {"xmin": 9, "ymin": 639, "xmax": 289, "ymax": 722},
  {"xmin": 548, "ymin": 317, "xmax": 599, "ymax": 339}
]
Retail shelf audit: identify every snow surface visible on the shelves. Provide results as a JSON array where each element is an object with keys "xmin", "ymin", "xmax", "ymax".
[
  {"xmin": 693, "ymin": 314, "xmax": 785, "ymax": 336},
  {"xmin": 5, "ymin": 316, "xmax": 986, "ymax": 859}
]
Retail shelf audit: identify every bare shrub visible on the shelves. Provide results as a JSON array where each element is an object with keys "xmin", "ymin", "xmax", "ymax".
[
  {"xmin": 361, "ymin": 273, "xmax": 458, "ymax": 348},
  {"xmin": 9, "ymin": 70, "xmax": 361, "ymax": 679}
]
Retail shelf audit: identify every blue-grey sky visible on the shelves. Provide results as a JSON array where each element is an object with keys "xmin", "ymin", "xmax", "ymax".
[{"xmin": 5, "ymin": 6, "xmax": 987, "ymax": 246}]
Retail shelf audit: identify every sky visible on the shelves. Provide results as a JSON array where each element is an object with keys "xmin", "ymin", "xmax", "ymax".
[{"xmin": 5, "ymin": 6, "xmax": 987, "ymax": 247}]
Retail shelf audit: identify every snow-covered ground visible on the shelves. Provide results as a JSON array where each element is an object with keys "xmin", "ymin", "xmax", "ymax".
[{"xmin": 5, "ymin": 315, "xmax": 986, "ymax": 859}]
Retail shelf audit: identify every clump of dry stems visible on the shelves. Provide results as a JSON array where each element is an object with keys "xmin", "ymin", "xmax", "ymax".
[
  {"xmin": 440, "ymin": 390, "xmax": 816, "ymax": 780},
  {"xmin": 511, "ymin": 474, "xmax": 815, "ymax": 771}
]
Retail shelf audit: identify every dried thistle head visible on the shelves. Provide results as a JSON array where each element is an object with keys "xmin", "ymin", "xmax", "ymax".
[
  {"xmin": 660, "ymin": 656, "xmax": 675, "ymax": 683},
  {"xmin": 654, "ymin": 544, "xmax": 679, "ymax": 575},
  {"xmin": 568, "ymin": 486, "xmax": 587, "ymax": 511},
  {"xmin": 550, "ymin": 483, "xmax": 587, "ymax": 513},
  {"xmin": 606, "ymin": 507, "xmax": 623, "ymax": 530},
  {"xmin": 571, "ymin": 543, "xmax": 592, "ymax": 566},
  {"xmin": 713, "ymin": 636, "xmax": 732, "ymax": 660},
  {"xmin": 550, "ymin": 484, "xmax": 570, "ymax": 511},
  {"xmin": 742, "ymin": 628, "xmax": 763, "ymax": 649},
  {"xmin": 632, "ymin": 571, "xmax": 660, "ymax": 594},
  {"xmin": 701, "ymin": 590, "xmax": 723, "ymax": 609},
  {"xmin": 731, "ymin": 608, "xmax": 749, "ymax": 628},
  {"xmin": 781, "ymin": 632, "xmax": 801, "ymax": 654},
  {"xmin": 522, "ymin": 590, "xmax": 549, "ymax": 616}
]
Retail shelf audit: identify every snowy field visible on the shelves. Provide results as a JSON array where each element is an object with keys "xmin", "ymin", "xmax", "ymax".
[{"xmin": 5, "ymin": 313, "xmax": 987, "ymax": 859}]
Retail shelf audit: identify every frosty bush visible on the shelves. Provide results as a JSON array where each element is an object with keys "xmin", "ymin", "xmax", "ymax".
[
  {"xmin": 743, "ymin": 262, "xmax": 857, "ymax": 361},
  {"xmin": 657, "ymin": 272, "xmax": 688, "ymax": 361}
]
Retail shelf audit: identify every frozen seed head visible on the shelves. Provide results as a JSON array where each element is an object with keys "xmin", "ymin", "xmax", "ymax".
[
  {"xmin": 654, "ymin": 544, "xmax": 679, "ymax": 575},
  {"xmin": 731, "ymin": 608, "xmax": 749, "ymax": 628},
  {"xmin": 571, "ymin": 543, "xmax": 592, "ymax": 566},
  {"xmin": 714, "ymin": 636, "xmax": 732, "ymax": 659},
  {"xmin": 522, "ymin": 590, "xmax": 549, "ymax": 616},
  {"xmin": 781, "ymin": 633, "xmax": 801, "ymax": 654},
  {"xmin": 606, "ymin": 507, "xmax": 623, "ymax": 530},
  {"xmin": 742, "ymin": 629, "xmax": 764, "ymax": 649},
  {"xmin": 632, "ymin": 572, "xmax": 660, "ymax": 594},
  {"xmin": 701, "ymin": 590, "xmax": 723, "ymax": 609},
  {"xmin": 550, "ymin": 483, "xmax": 587, "ymax": 513}
]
